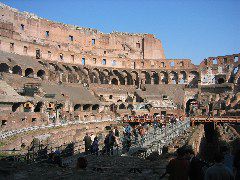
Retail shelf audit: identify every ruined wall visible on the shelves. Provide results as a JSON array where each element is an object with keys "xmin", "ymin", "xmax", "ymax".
[{"xmin": 0, "ymin": 3, "xmax": 170, "ymax": 70}]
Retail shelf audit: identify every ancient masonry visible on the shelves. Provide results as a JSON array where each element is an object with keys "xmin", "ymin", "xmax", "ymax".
[{"xmin": 0, "ymin": 3, "xmax": 239, "ymax": 151}]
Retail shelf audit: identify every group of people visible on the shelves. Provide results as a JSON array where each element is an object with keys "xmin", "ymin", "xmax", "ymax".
[
  {"xmin": 165, "ymin": 145, "xmax": 240, "ymax": 180},
  {"xmin": 83, "ymin": 127, "xmax": 120, "ymax": 156}
]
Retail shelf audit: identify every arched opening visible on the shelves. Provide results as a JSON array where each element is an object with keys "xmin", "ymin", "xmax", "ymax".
[
  {"xmin": 0, "ymin": 63, "xmax": 10, "ymax": 73},
  {"xmin": 159, "ymin": 71, "xmax": 168, "ymax": 84},
  {"xmin": 217, "ymin": 78, "xmax": 225, "ymax": 84},
  {"xmin": 12, "ymin": 65, "xmax": 22, "ymax": 75},
  {"xmin": 12, "ymin": 102, "xmax": 22, "ymax": 112},
  {"xmin": 110, "ymin": 104, "xmax": 117, "ymax": 112},
  {"xmin": 83, "ymin": 104, "xmax": 91, "ymax": 111},
  {"xmin": 179, "ymin": 71, "xmax": 187, "ymax": 84},
  {"xmin": 189, "ymin": 71, "xmax": 199, "ymax": 87},
  {"xmin": 111, "ymin": 78, "xmax": 118, "ymax": 85},
  {"xmin": 37, "ymin": 70, "xmax": 45, "ymax": 79},
  {"xmin": 186, "ymin": 99, "xmax": 198, "ymax": 116},
  {"xmin": 34, "ymin": 102, "xmax": 44, "ymax": 112},
  {"xmin": 169, "ymin": 71, "xmax": 178, "ymax": 84},
  {"xmin": 141, "ymin": 71, "xmax": 151, "ymax": 84},
  {"xmin": 152, "ymin": 72, "xmax": 159, "ymax": 84},
  {"xmin": 92, "ymin": 104, "xmax": 99, "ymax": 111},
  {"xmin": 113, "ymin": 70, "xmax": 125, "ymax": 85},
  {"xmin": 131, "ymin": 71, "xmax": 139, "ymax": 87},
  {"xmin": 90, "ymin": 72, "xmax": 99, "ymax": 83},
  {"xmin": 127, "ymin": 104, "xmax": 134, "ymax": 110},
  {"xmin": 74, "ymin": 104, "xmax": 81, "ymax": 111},
  {"xmin": 25, "ymin": 68, "xmax": 34, "ymax": 78},
  {"xmin": 119, "ymin": 103, "xmax": 126, "ymax": 109},
  {"xmin": 122, "ymin": 70, "xmax": 133, "ymax": 85}
]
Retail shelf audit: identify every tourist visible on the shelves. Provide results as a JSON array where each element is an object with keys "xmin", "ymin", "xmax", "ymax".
[
  {"xmin": 184, "ymin": 146, "xmax": 206, "ymax": 180},
  {"xmin": 114, "ymin": 126, "xmax": 120, "ymax": 137},
  {"xmin": 124, "ymin": 124, "xmax": 132, "ymax": 135},
  {"xmin": 153, "ymin": 119, "xmax": 158, "ymax": 134},
  {"xmin": 221, "ymin": 145, "xmax": 234, "ymax": 174},
  {"xmin": 233, "ymin": 149, "xmax": 240, "ymax": 180},
  {"xmin": 90, "ymin": 136, "xmax": 99, "ymax": 155},
  {"xmin": 166, "ymin": 147, "xmax": 190, "ymax": 180},
  {"xmin": 122, "ymin": 132, "xmax": 131, "ymax": 153},
  {"xmin": 139, "ymin": 127, "xmax": 145, "ymax": 146},
  {"xmin": 132, "ymin": 126, "xmax": 139, "ymax": 144},
  {"xmin": 83, "ymin": 133, "xmax": 92, "ymax": 154},
  {"xmin": 204, "ymin": 152, "xmax": 234, "ymax": 180},
  {"xmin": 103, "ymin": 133, "xmax": 110, "ymax": 155},
  {"xmin": 108, "ymin": 130, "xmax": 116, "ymax": 155}
]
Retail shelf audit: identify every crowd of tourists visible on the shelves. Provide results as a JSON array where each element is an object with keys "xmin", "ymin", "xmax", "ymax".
[
  {"xmin": 164, "ymin": 145, "xmax": 240, "ymax": 180},
  {"xmin": 82, "ymin": 114, "xmax": 182, "ymax": 156}
]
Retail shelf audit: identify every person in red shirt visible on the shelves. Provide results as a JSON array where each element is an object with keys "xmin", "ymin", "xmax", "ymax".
[{"xmin": 166, "ymin": 147, "xmax": 190, "ymax": 180}]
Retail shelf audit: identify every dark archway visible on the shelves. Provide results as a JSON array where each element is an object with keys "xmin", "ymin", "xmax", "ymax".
[
  {"xmin": 111, "ymin": 78, "xmax": 118, "ymax": 85},
  {"xmin": 34, "ymin": 102, "xmax": 44, "ymax": 112},
  {"xmin": 119, "ymin": 103, "xmax": 126, "ymax": 109},
  {"xmin": 12, "ymin": 103, "xmax": 21, "ymax": 112},
  {"xmin": 152, "ymin": 72, "xmax": 159, "ymax": 84},
  {"xmin": 186, "ymin": 99, "xmax": 198, "ymax": 116},
  {"xmin": 0, "ymin": 63, "xmax": 10, "ymax": 73},
  {"xmin": 92, "ymin": 104, "xmax": 99, "ymax": 111},
  {"xmin": 37, "ymin": 70, "xmax": 45, "ymax": 79},
  {"xmin": 25, "ymin": 68, "xmax": 34, "ymax": 77},
  {"xmin": 12, "ymin": 65, "xmax": 22, "ymax": 75},
  {"xmin": 217, "ymin": 78, "xmax": 225, "ymax": 84},
  {"xmin": 74, "ymin": 104, "xmax": 81, "ymax": 111},
  {"xmin": 83, "ymin": 104, "xmax": 91, "ymax": 111}
]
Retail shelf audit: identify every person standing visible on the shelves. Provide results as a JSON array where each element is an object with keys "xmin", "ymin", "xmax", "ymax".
[
  {"xmin": 233, "ymin": 149, "xmax": 240, "ymax": 180},
  {"xmin": 166, "ymin": 147, "xmax": 190, "ymax": 180},
  {"xmin": 83, "ymin": 133, "xmax": 92, "ymax": 154},
  {"xmin": 205, "ymin": 153, "xmax": 234, "ymax": 180},
  {"xmin": 91, "ymin": 137, "xmax": 99, "ymax": 155}
]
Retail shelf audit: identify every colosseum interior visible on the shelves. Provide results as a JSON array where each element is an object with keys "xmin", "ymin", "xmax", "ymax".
[{"xmin": 0, "ymin": 2, "xmax": 239, "ymax": 179}]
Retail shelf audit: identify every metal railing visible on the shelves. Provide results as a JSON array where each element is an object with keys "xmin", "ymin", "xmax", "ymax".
[{"xmin": 0, "ymin": 117, "xmax": 116, "ymax": 140}]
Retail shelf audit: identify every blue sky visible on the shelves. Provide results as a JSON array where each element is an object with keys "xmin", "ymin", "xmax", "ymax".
[{"xmin": 1, "ymin": 0, "xmax": 239, "ymax": 64}]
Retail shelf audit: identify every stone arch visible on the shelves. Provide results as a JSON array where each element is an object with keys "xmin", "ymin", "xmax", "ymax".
[
  {"xmin": 179, "ymin": 71, "xmax": 187, "ymax": 84},
  {"xmin": 74, "ymin": 104, "xmax": 81, "ymax": 111},
  {"xmin": 111, "ymin": 78, "xmax": 119, "ymax": 85},
  {"xmin": 186, "ymin": 99, "xmax": 198, "ymax": 116},
  {"xmin": 12, "ymin": 102, "xmax": 22, "ymax": 112},
  {"xmin": 92, "ymin": 104, "xmax": 99, "ymax": 111},
  {"xmin": 169, "ymin": 71, "xmax": 178, "ymax": 84},
  {"xmin": 12, "ymin": 65, "xmax": 22, "ymax": 75},
  {"xmin": 99, "ymin": 69, "xmax": 110, "ymax": 84},
  {"xmin": 83, "ymin": 104, "xmax": 91, "ymax": 111},
  {"xmin": 0, "ymin": 63, "xmax": 10, "ymax": 73},
  {"xmin": 82, "ymin": 67, "xmax": 90, "ymax": 76},
  {"xmin": 127, "ymin": 104, "xmax": 134, "ymax": 110},
  {"xmin": 122, "ymin": 70, "xmax": 133, "ymax": 85},
  {"xmin": 119, "ymin": 103, "xmax": 126, "ymax": 109},
  {"xmin": 189, "ymin": 71, "xmax": 199, "ymax": 86},
  {"xmin": 90, "ymin": 70, "xmax": 99, "ymax": 83},
  {"xmin": 131, "ymin": 71, "xmax": 139, "ymax": 87},
  {"xmin": 151, "ymin": 71, "xmax": 159, "ymax": 84},
  {"xmin": 217, "ymin": 77, "xmax": 225, "ymax": 84},
  {"xmin": 113, "ymin": 69, "xmax": 125, "ymax": 85},
  {"xmin": 25, "ymin": 68, "xmax": 34, "ymax": 77},
  {"xmin": 159, "ymin": 71, "xmax": 168, "ymax": 84},
  {"xmin": 110, "ymin": 104, "xmax": 117, "ymax": 112},
  {"xmin": 34, "ymin": 102, "xmax": 44, "ymax": 112},
  {"xmin": 37, "ymin": 69, "xmax": 46, "ymax": 79},
  {"xmin": 141, "ymin": 71, "xmax": 151, "ymax": 84}
]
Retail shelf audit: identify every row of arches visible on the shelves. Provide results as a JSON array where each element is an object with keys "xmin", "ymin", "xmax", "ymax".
[
  {"xmin": 0, "ymin": 60, "xmax": 200, "ymax": 86},
  {"xmin": 0, "ymin": 63, "xmax": 46, "ymax": 79}
]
